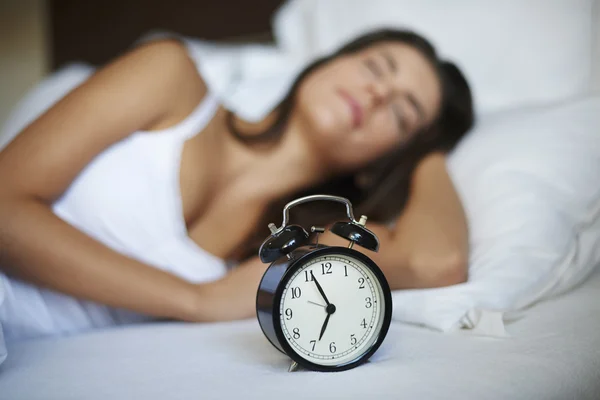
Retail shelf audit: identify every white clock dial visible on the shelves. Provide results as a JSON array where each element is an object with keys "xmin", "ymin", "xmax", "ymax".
[{"xmin": 279, "ymin": 254, "xmax": 386, "ymax": 366}]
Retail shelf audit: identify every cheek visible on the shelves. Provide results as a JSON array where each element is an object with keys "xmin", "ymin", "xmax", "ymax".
[{"xmin": 296, "ymin": 88, "xmax": 349, "ymax": 149}]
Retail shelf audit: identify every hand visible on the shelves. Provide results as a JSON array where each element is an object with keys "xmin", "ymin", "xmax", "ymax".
[
  {"xmin": 191, "ymin": 256, "xmax": 268, "ymax": 322},
  {"xmin": 318, "ymin": 312, "xmax": 331, "ymax": 341},
  {"xmin": 310, "ymin": 271, "xmax": 330, "ymax": 306}
]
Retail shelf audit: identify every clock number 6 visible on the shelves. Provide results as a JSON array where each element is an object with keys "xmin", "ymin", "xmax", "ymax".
[{"xmin": 329, "ymin": 342, "xmax": 336, "ymax": 353}]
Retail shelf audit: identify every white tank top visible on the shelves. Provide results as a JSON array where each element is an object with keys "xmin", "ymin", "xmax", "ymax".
[{"xmin": 0, "ymin": 80, "xmax": 228, "ymax": 341}]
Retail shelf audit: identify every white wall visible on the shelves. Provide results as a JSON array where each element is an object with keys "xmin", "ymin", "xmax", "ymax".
[{"xmin": 0, "ymin": 0, "xmax": 49, "ymax": 131}]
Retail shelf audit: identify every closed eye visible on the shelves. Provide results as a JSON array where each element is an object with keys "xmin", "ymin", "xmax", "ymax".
[
  {"xmin": 392, "ymin": 104, "xmax": 409, "ymax": 136},
  {"xmin": 364, "ymin": 58, "xmax": 384, "ymax": 77}
]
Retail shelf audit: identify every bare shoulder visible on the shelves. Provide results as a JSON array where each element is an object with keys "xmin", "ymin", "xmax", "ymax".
[
  {"xmin": 0, "ymin": 38, "xmax": 208, "ymax": 202},
  {"xmin": 118, "ymin": 38, "xmax": 202, "ymax": 80},
  {"xmin": 131, "ymin": 38, "xmax": 204, "ymax": 82},
  {"xmin": 113, "ymin": 38, "xmax": 208, "ymax": 129}
]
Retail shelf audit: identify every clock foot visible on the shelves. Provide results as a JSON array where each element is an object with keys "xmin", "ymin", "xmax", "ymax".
[{"xmin": 288, "ymin": 361, "xmax": 299, "ymax": 372}]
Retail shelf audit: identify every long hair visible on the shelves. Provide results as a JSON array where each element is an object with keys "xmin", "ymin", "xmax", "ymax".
[{"xmin": 226, "ymin": 28, "xmax": 474, "ymax": 261}]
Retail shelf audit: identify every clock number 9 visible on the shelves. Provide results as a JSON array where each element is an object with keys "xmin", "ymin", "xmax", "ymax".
[{"xmin": 285, "ymin": 308, "xmax": 293, "ymax": 320}]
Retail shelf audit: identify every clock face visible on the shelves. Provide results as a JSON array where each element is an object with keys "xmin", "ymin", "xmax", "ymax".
[{"xmin": 277, "ymin": 251, "xmax": 389, "ymax": 368}]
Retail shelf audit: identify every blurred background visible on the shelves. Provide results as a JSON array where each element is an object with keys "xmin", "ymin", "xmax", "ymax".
[
  {"xmin": 0, "ymin": 0, "xmax": 284, "ymax": 128},
  {"xmin": 1, "ymin": 0, "xmax": 48, "ymax": 128},
  {"xmin": 1, "ymin": 0, "xmax": 598, "ymax": 131}
]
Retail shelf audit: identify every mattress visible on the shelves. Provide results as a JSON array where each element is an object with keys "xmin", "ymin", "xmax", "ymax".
[{"xmin": 1, "ymin": 266, "xmax": 599, "ymax": 400}]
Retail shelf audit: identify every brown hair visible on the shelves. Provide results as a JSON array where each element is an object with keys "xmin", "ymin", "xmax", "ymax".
[{"xmin": 226, "ymin": 28, "xmax": 474, "ymax": 261}]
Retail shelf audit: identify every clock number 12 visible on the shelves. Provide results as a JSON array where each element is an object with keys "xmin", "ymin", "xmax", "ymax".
[{"xmin": 321, "ymin": 262, "xmax": 332, "ymax": 275}]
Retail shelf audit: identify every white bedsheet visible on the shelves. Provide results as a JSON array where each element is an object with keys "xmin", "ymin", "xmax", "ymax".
[{"xmin": 1, "ymin": 265, "xmax": 599, "ymax": 400}]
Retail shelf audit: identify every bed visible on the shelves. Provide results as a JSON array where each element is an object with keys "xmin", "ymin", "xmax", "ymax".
[
  {"xmin": 1, "ymin": 1, "xmax": 600, "ymax": 399},
  {"xmin": 0, "ymin": 265, "xmax": 598, "ymax": 399}
]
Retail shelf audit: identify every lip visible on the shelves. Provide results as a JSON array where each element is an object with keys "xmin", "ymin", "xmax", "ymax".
[{"xmin": 337, "ymin": 89, "xmax": 363, "ymax": 129}]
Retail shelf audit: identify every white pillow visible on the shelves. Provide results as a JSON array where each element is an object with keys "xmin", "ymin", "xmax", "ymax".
[
  {"xmin": 273, "ymin": 0, "xmax": 596, "ymax": 114},
  {"xmin": 390, "ymin": 94, "xmax": 600, "ymax": 334}
]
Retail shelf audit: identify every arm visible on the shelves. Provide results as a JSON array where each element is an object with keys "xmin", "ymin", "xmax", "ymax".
[
  {"xmin": 376, "ymin": 152, "xmax": 469, "ymax": 289},
  {"xmin": 322, "ymin": 152, "xmax": 469, "ymax": 289},
  {"xmin": 0, "ymin": 39, "xmax": 255, "ymax": 323}
]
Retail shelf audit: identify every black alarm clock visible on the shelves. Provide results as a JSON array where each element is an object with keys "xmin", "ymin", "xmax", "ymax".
[{"xmin": 256, "ymin": 194, "xmax": 392, "ymax": 372}]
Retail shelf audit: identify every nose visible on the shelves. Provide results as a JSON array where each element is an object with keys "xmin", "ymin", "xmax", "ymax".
[{"xmin": 366, "ymin": 81, "xmax": 392, "ymax": 108}]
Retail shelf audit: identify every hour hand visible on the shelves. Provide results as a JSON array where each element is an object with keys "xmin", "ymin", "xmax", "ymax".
[
  {"xmin": 310, "ymin": 271, "xmax": 331, "ymax": 306},
  {"xmin": 318, "ymin": 313, "xmax": 331, "ymax": 341}
]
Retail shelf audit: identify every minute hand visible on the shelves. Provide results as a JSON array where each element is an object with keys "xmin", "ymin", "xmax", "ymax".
[{"xmin": 310, "ymin": 271, "xmax": 330, "ymax": 306}]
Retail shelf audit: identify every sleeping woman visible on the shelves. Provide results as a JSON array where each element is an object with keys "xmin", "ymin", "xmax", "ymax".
[{"xmin": 0, "ymin": 28, "xmax": 474, "ymax": 340}]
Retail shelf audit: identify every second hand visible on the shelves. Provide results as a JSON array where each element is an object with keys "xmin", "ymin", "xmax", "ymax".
[{"xmin": 307, "ymin": 300, "xmax": 326, "ymax": 308}]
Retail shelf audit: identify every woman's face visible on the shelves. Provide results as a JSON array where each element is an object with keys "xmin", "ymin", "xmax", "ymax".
[{"xmin": 294, "ymin": 41, "xmax": 442, "ymax": 172}]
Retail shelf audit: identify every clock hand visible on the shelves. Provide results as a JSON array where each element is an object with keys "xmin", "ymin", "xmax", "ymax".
[
  {"xmin": 318, "ymin": 303, "xmax": 337, "ymax": 341},
  {"xmin": 318, "ymin": 312, "xmax": 331, "ymax": 341},
  {"xmin": 310, "ymin": 271, "xmax": 331, "ymax": 306},
  {"xmin": 307, "ymin": 300, "xmax": 326, "ymax": 308}
]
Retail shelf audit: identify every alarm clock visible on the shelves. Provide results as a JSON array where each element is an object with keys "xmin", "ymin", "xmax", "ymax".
[{"xmin": 256, "ymin": 194, "xmax": 392, "ymax": 372}]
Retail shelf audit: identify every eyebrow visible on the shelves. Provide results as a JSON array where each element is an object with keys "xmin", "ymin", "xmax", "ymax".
[{"xmin": 406, "ymin": 93, "xmax": 426, "ymax": 125}]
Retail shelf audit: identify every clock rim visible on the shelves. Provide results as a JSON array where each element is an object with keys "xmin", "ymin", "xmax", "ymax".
[{"xmin": 272, "ymin": 246, "xmax": 393, "ymax": 372}]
